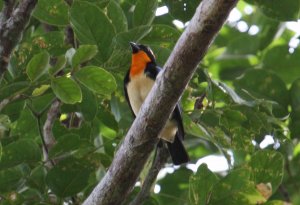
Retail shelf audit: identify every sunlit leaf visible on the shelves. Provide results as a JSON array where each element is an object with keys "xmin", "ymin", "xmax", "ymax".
[
  {"xmin": 0, "ymin": 140, "xmax": 41, "ymax": 169},
  {"xmin": 46, "ymin": 158, "xmax": 92, "ymax": 197},
  {"xmin": 70, "ymin": 1, "xmax": 115, "ymax": 63},
  {"xmin": 26, "ymin": 51, "xmax": 50, "ymax": 82},
  {"xmin": 51, "ymin": 76, "xmax": 82, "ymax": 104},
  {"xmin": 33, "ymin": 0, "xmax": 69, "ymax": 26},
  {"xmin": 133, "ymin": 0, "xmax": 157, "ymax": 27},
  {"xmin": 189, "ymin": 164, "xmax": 218, "ymax": 205},
  {"xmin": 74, "ymin": 66, "xmax": 117, "ymax": 96},
  {"xmin": 72, "ymin": 45, "xmax": 98, "ymax": 68}
]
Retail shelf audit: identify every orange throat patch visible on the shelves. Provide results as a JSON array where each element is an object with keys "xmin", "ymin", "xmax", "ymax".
[{"xmin": 130, "ymin": 51, "xmax": 151, "ymax": 77}]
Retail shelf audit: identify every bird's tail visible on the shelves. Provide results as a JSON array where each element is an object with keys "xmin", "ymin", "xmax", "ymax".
[{"xmin": 167, "ymin": 134, "xmax": 189, "ymax": 165}]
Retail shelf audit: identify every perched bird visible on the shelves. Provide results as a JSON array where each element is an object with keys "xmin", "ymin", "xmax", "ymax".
[{"xmin": 124, "ymin": 42, "xmax": 189, "ymax": 165}]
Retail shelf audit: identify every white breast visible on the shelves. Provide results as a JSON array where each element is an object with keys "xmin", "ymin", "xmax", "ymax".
[
  {"xmin": 127, "ymin": 73, "xmax": 178, "ymax": 143},
  {"xmin": 127, "ymin": 73, "xmax": 155, "ymax": 116}
]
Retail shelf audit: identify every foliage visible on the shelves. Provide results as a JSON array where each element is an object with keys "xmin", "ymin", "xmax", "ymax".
[{"xmin": 0, "ymin": 0, "xmax": 300, "ymax": 204}]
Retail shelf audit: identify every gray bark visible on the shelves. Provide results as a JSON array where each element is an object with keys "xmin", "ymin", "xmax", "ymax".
[
  {"xmin": 83, "ymin": 0, "xmax": 238, "ymax": 204},
  {"xmin": 0, "ymin": 0, "xmax": 38, "ymax": 76}
]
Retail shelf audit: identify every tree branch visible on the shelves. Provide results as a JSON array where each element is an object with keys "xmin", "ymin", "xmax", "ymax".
[
  {"xmin": 129, "ymin": 145, "xmax": 169, "ymax": 205},
  {"xmin": 42, "ymin": 99, "xmax": 60, "ymax": 165},
  {"xmin": 0, "ymin": 0, "xmax": 16, "ymax": 22},
  {"xmin": 0, "ymin": 0, "xmax": 38, "ymax": 76},
  {"xmin": 83, "ymin": 0, "xmax": 238, "ymax": 204}
]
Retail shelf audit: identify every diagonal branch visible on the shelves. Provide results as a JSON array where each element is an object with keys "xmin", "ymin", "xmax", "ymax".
[
  {"xmin": 0, "ymin": 0, "xmax": 16, "ymax": 22},
  {"xmin": 83, "ymin": 0, "xmax": 238, "ymax": 204},
  {"xmin": 129, "ymin": 145, "xmax": 169, "ymax": 205},
  {"xmin": 0, "ymin": 0, "xmax": 38, "ymax": 76}
]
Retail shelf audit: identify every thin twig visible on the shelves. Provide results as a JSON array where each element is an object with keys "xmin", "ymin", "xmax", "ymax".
[
  {"xmin": 37, "ymin": 116, "xmax": 55, "ymax": 167},
  {"xmin": 43, "ymin": 99, "xmax": 60, "ymax": 151},
  {"xmin": 129, "ymin": 145, "xmax": 169, "ymax": 205}
]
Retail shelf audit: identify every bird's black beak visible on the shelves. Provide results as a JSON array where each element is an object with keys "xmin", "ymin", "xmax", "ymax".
[{"xmin": 129, "ymin": 42, "xmax": 139, "ymax": 53}]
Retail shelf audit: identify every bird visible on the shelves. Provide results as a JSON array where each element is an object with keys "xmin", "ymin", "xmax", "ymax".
[{"xmin": 123, "ymin": 42, "xmax": 189, "ymax": 165}]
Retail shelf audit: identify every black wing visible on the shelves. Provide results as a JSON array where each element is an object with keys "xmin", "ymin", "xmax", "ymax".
[
  {"xmin": 123, "ymin": 70, "xmax": 136, "ymax": 117},
  {"xmin": 144, "ymin": 63, "xmax": 161, "ymax": 80},
  {"xmin": 172, "ymin": 105, "xmax": 185, "ymax": 140}
]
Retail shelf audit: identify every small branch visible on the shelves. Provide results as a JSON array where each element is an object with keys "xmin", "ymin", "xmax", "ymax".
[
  {"xmin": 0, "ymin": 94, "xmax": 22, "ymax": 111},
  {"xmin": 194, "ymin": 93, "xmax": 206, "ymax": 110},
  {"xmin": 37, "ymin": 99, "xmax": 61, "ymax": 168},
  {"xmin": 129, "ymin": 145, "xmax": 169, "ymax": 205},
  {"xmin": 0, "ymin": 0, "xmax": 38, "ymax": 76},
  {"xmin": 42, "ymin": 99, "xmax": 61, "ymax": 164}
]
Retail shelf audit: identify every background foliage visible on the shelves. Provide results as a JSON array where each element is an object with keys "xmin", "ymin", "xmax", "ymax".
[{"xmin": 0, "ymin": 0, "xmax": 300, "ymax": 204}]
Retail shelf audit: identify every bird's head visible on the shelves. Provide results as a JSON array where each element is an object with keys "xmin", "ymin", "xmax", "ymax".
[{"xmin": 129, "ymin": 42, "xmax": 156, "ymax": 76}]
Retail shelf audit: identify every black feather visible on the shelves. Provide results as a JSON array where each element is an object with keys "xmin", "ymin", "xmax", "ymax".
[
  {"xmin": 124, "ymin": 44, "xmax": 189, "ymax": 165},
  {"xmin": 167, "ymin": 134, "xmax": 189, "ymax": 165}
]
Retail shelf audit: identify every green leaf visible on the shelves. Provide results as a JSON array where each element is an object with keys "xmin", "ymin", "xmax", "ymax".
[
  {"xmin": 290, "ymin": 78, "xmax": 300, "ymax": 138},
  {"xmin": 70, "ymin": 1, "xmax": 115, "ymax": 63},
  {"xmin": 72, "ymin": 45, "xmax": 98, "ymax": 68},
  {"xmin": 78, "ymin": 86, "xmax": 98, "ymax": 121},
  {"xmin": 133, "ymin": 0, "xmax": 157, "ymax": 27},
  {"xmin": 183, "ymin": 113, "xmax": 211, "ymax": 141},
  {"xmin": 26, "ymin": 51, "xmax": 50, "ymax": 82},
  {"xmin": 114, "ymin": 26, "xmax": 152, "ymax": 48},
  {"xmin": 142, "ymin": 24, "xmax": 181, "ymax": 47},
  {"xmin": 0, "ymin": 167, "xmax": 23, "ymax": 193},
  {"xmin": 103, "ymin": 47, "xmax": 131, "ymax": 71},
  {"xmin": 189, "ymin": 164, "xmax": 218, "ymax": 205},
  {"xmin": 262, "ymin": 46, "xmax": 300, "ymax": 84},
  {"xmin": 107, "ymin": 0, "xmax": 128, "ymax": 33},
  {"xmin": 49, "ymin": 134, "xmax": 81, "ymax": 158},
  {"xmin": 0, "ymin": 82, "xmax": 29, "ymax": 99},
  {"xmin": 96, "ymin": 153, "xmax": 112, "ymax": 168},
  {"xmin": 249, "ymin": 150, "xmax": 284, "ymax": 193},
  {"xmin": 98, "ymin": 108, "xmax": 119, "ymax": 139},
  {"xmin": 74, "ymin": 66, "xmax": 117, "ymax": 95},
  {"xmin": 217, "ymin": 81, "xmax": 255, "ymax": 107},
  {"xmin": 27, "ymin": 166, "xmax": 47, "ymax": 191},
  {"xmin": 225, "ymin": 35, "xmax": 261, "ymax": 55},
  {"xmin": 49, "ymin": 55, "xmax": 67, "ymax": 76},
  {"xmin": 0, "ymin": 140, "xmax": 41, "ymax": 169},
  {"xmin": 209, "ymin": 169, "xmax": 265, "ymax": 205},
  {"xmin": 51, "ymin": 76, "xmax": 82, "ymax": 104},
  {"xmin": 158, "ymin": 168, "xmax": 193, "ymax": 205},
  {"xmin": 32, "ymin": 31, "xmax": 67, "ymax": 56},
  {"xmin": 264, "ymin": 201, "xmax": 286, "ymax": 205},
  {"xmin": 290, "ymin": 78, "xmax": 300, "ymax": 113},
  {"xmin": 246, "ymin": 0, "xmax": 300, "ymax": 21},
  {"xmin": 33, "ymin": 0, "xmax": 69, "ymax": 26},
  {"xmin": 233, "ymin": 69, "xmax": 289, "ymax": 116},
  {"xmin": 163, "ymin": 0, "xmax": 202, "ymax": 22},
  {"xmin": 11, "ymin": 107, "xmax": 40, "ymax": 141},
  {"xmin": 46, "ymin": 158, "xmax": 91, "ymax": 197}
]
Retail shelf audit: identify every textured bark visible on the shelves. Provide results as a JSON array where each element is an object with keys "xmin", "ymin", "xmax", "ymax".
[
  {"xmin": 83, "ymin": 0, "xmax": 238, "ymax": 204},
  {"xmin": 0, "ymin": 0, "xmax": 38, "ymax": 76},
  {"xmin": 42, "ymin": 99, "xmax": 60, "ymax": 166}
]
